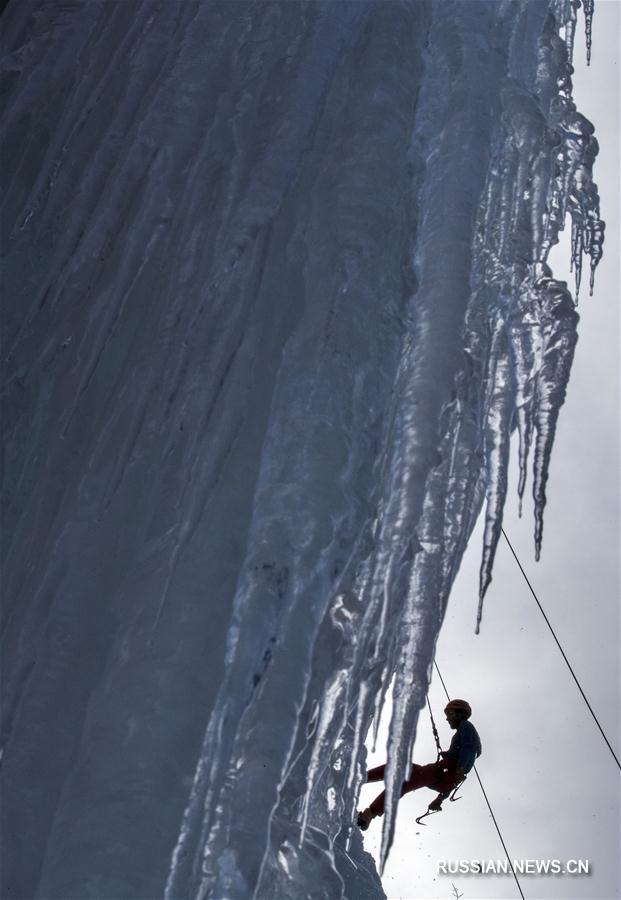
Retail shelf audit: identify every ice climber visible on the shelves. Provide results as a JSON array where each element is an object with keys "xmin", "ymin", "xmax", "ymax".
[{"xmin": 357, "ymin": 698, "xmax": 482, "ymax": 830}]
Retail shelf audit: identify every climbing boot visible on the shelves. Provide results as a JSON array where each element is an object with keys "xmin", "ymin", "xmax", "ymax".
[{"xmin": 357, "ymin": 808, "xmax": 374, "ymax": 830}]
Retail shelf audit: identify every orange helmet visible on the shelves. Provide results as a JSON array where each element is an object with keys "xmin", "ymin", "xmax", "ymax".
[{"xmin": 444, "ymin": 699, "xmax": 472, "ymax": 718}]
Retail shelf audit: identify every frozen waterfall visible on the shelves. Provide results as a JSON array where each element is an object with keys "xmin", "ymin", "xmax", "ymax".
[{"xmin": 0, "ymin": 1, "xmax": 602, "ymax": 898}]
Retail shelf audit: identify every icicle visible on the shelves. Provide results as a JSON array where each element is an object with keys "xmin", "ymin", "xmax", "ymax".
[
  {"xmin": 371, "ymin": 664, "xmax": 391, "ymax": 751},
  {"xmin": 563, "ymin": 0, "xmax": 578, "ymax": 64},
  {"xmin": 378, "ymin": 568, "xmax": 429, "ymax": 871},
  {"xmin": 530, "ymin": 278, "xmax": 579, "ymax": 560},
  {"xmin": 299, "ymin": 669, "xmax": 348, "ymax": 846},
  {"xmin": 587, "ymin": 212, "xmax": 605, "ymax": 295},
  {"xmin": 583, "ymin": 0, "xmax": 594, "ymax": 65},
  {"xmin": 573, "ymin": 221, "xmax": 583, "ymax": 297},
  {"xmin": 477, "ymin": 320, "xmax": 514, "ymax": 631},
  {"xmin": 346, "ymin": 683, "xmax": 371, "ymax": 798},
  {"xmin": 298, "ymin": 586, "xmax": 371, "ymax": 842},
  {"xmin": 508, "ymin": 302, "xmax": 542, "ymax": 518}
]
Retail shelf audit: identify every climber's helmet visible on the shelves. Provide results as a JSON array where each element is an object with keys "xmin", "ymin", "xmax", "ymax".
[{"xmin": 444, "ymin": 699, "xmax": 472, "ymax": 719}]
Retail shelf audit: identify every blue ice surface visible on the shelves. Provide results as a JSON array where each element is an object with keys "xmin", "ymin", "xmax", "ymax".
[{"xmin": 0, "ymin": 0, "xmax": 600, "ymax": 897}]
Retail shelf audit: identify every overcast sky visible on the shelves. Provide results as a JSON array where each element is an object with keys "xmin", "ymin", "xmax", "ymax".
[{"xmin": 361, "ymin": 4, "xmax": 620, "ymax": 898}]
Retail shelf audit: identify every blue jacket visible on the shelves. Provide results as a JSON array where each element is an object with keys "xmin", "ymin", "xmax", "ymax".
[{"xmin": 445, "ymin": 719, "xmax": 482, "ymax": 773}]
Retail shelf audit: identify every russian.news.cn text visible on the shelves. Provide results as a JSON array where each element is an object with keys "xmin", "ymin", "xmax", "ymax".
[{"xmin": 437, "ymin": 859, "xmax": 591, "ymax": 876}]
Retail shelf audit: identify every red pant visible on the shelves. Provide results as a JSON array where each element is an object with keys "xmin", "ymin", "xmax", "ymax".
[{"xmin": 366, "ymin": 759, "xmax": 459, "ymax": 817}]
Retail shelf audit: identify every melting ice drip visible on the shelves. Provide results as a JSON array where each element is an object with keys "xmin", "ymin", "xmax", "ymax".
[{"xmin": 0, "ymin": 1, "xmax": 602, "ymax": 899}]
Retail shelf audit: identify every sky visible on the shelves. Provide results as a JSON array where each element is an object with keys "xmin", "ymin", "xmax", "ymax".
[{"xmin": 361, "ymin": 4, "xmax": 621, "ymax": 898}]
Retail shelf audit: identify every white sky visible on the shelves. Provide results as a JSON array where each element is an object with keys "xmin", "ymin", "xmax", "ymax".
[{"xmin": 361, "ymin": 4, "xmax": 621, "ymax": 898}]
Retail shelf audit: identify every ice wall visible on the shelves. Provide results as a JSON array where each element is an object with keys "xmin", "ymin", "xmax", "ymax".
[{"xmin": 0, "ymin": 1, "xmax": 601, "ymax": 899}]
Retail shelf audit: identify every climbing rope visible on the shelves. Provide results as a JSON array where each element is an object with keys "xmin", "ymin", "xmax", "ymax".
[
  {"xmin": 433, "ymin": 662, "xmax": 526, "ymax": 900},
  {"xmin": 501, "ymin": 527, "xmax": 621, "ymax": 771},
  {"xmin": 426, "ymin": 695, "xmax": 442, "ymax": 761}
]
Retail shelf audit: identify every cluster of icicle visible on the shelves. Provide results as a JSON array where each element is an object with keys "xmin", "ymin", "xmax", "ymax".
[
  {"xmin": 375, "ymin": 0, "xmax": 603, "ymax": 870},
  {"xmin": 477, "ymin": 0, "xmax": 603, "ymax": 614},
  {"xmin": 0, "ymin": 0, "xmax": 604, "ymax": 898},
  {"xmin": 165, "ymin": 0, "xmax": 604, "ymax": 892}
]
